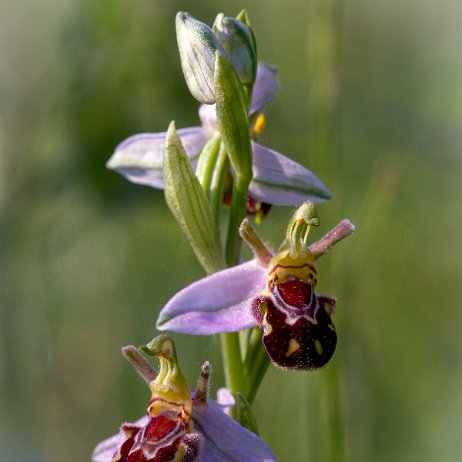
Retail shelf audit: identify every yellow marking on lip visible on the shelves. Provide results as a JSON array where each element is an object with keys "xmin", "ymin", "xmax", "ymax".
[
  {"xmin": 262, "ymin": 312, "xmax": 272, "ymax": 335},
  {"xmin": 314, "ymin": 339, "xmax": 323, "ymax": 355},
  {"xmin": 267, "ymin": 249, "xmax": 317, "ymax": 289},
  {"xmin": 268, "ymin": 263, "xmax": 317, "ymax": 277},
  {"xmin": 260, "ymin": 301, "xmax": 268, "ymax": 317},
  {"xmin": 285, "ymin": 338, "xmax": 301, "ymax": 357}
]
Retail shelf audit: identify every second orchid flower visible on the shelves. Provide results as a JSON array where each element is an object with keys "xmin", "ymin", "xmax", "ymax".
[{"xmin": 156, "ymin": 202, "xmax": 355, "ymax": 370}]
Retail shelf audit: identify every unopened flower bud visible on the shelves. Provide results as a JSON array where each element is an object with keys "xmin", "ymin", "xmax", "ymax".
[
  {"xmin": 213, "ymin": 13, "xmax": 257, "ymax": 85},
  {"xmin": 176, "ymin": 11, "xmax": 225, "ymax": 104}
]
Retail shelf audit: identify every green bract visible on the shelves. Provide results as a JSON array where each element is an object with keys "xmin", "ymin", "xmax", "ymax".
[
  {"xmin": 214, "ymin": 51, "xmax": 252, "ymax": 183},
  {"xmin": 163, "ymin": 122, "xmax": 225, "ymax": 274},
  {"xmin": 235, "ymin": 392, "xmax": 260, "ymax": 435},
  {"xmin": 214, "ymin": 51, "xmax": 253, "ymax": 263}
]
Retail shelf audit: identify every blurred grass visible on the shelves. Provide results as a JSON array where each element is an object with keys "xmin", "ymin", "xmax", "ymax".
[{"xmin": 1, "ymin": 0, "xmax": 461, "ymax": 461}]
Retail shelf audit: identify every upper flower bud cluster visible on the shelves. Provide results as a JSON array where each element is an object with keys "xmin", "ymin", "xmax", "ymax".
[{"xmin": 176, "ymin": 11, "xmax": 257, "ymax": 104}]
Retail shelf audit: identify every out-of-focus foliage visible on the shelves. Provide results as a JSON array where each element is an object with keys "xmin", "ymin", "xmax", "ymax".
[{"xmin": 1, "ymin": 0, "xmax": 461, "ymax": 461}]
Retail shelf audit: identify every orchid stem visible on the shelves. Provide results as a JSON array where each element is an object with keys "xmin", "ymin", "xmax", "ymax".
[
  {"xmin": 247, "ymin": 349, "xmax": 270, "ymax": 405},
  {"xmin": 243, "ymin": 327, "xmax": 270, "ymax": 404},
  {"xmin": 225, "ymin": 175, "xmax": 251, "ymax": 267},
  {"xmin": 209, "ymin": 143, "xmax": 229, "ymax": 223},
  {"xmin": 221, "ymin": 333, "xmax": 246, "ymax": 404},
  {"xmin": 222, "ymin": 172, "xmax": 252, "ymax": 407}
]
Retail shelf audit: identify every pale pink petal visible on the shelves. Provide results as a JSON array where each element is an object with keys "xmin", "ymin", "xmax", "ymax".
[
  {"xmin": 216, "ymin": 388, "xmax": 235, "ymax": 408},
  {"xmin": 249, "ymin": 63, "xmax": 280, "ymax": 116},
  {"xmin": 198, "ymin": 103, "xmax": 218, "ymax": 131},
  {"xmin": 156, "ymin": 260, "xmax": 266, "ymax": 334},
  {"xmin": 249, "ymin": 141, "xmax": 332, "ymax": 205},
  {"xmin": 107, "ymin": 127, "xmax": 210, "ymax": 189},
  {"xmin": 192, "ymin": 400, "xmax": 277, "ymax": 462}
]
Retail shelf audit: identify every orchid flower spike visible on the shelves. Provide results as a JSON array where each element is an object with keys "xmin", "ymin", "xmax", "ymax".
[
  {"xmin": 157, "ymin": 203, "xmax": 355, "ymax": 370},
  {"xmin": 92, "ymin": 336, "xmax": 277, "ymax": 461},
  {"xmin": 106, "ymin": 62, "xmax": 332, "ymax": 211}
]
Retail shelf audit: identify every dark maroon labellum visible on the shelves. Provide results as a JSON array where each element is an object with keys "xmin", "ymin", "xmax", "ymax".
[
  {"xmin": 277, "ymin": 279, "xmax": 312, "ymax": 308},
  {"xmin": 251, "ymin": 280, "xmax": 337, "ymax": 370},
  {"xmin": 112, "ymin": 412, "xmax": 202, "ymax": 462}
]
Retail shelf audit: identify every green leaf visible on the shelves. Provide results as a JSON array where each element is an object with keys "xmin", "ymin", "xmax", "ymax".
[
  {"xmin": 163, "ymin": 121, "xmax": 225, "ymax": 274},
  {"xmin": 235, "ymin": 392, "xmax": 260, "ymax": 435}
]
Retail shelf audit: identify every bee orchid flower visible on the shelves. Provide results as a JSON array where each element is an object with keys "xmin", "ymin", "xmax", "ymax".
[
  {"xmin": 156, "ymin": 203, "xmax": 355, "ymax": 370},
  {"xmin": 92, "ymin": 336, "xmax": 277, "ymax": 462},
  {"xmin": 107, "ymin": 63, "xmax": 332, "ymax": 207}
]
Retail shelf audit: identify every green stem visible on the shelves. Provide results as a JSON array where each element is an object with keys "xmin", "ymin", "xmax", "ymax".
[
  {"xmin": 209, "ymin": 143, "xmax": 229, "ymax": 223},
  {"xmin": 225, "ymin": 174, "xmax": 251, "ymax": 267},
  {"xmin": 214, "ymin": 54, "xmax": 254, "ymax": 411},
  {"xmin": 244, "ymin": 333, "xmax": 270, "ymax": 404},
  {"xmin": 221, "ymin": 178, "xmax": 249, "ymax": 400},
  {"xmin": 221, "ymin": 333, "xmax": 246, "ymax": 400},
  {"xmin": 243, "ymin": 326, "xmax": 260, "ymax": 367},
  {"xmin": 221, "ymin": 175, "xmax": 252, "ymax": 404},
  {"xmin": 243, "ymin": 327, "xmax": 270, "ymax": 404}
]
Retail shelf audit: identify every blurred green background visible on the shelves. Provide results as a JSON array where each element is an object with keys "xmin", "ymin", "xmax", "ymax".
[{"xmin": 1, "ymin": 0, "xmax": 461, "ymax": 461}]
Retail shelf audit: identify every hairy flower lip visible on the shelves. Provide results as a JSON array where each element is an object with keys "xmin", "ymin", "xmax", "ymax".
[
  {"xmin": 93, "ymin": 337, "xmax": 277, "ymax": 461},
  {"xmin": 92, "ymin": 390, "xmax": 277, "ymax": 462}
]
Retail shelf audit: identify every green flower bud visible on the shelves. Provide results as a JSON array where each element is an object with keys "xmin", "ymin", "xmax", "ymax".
[
  {"xmin": 176, "ymin": 11, "xmax": 225, "ymax": 104},
  {"xmin": 213, "ymin": 13, "xmax": 257, "ymax": 85}
]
